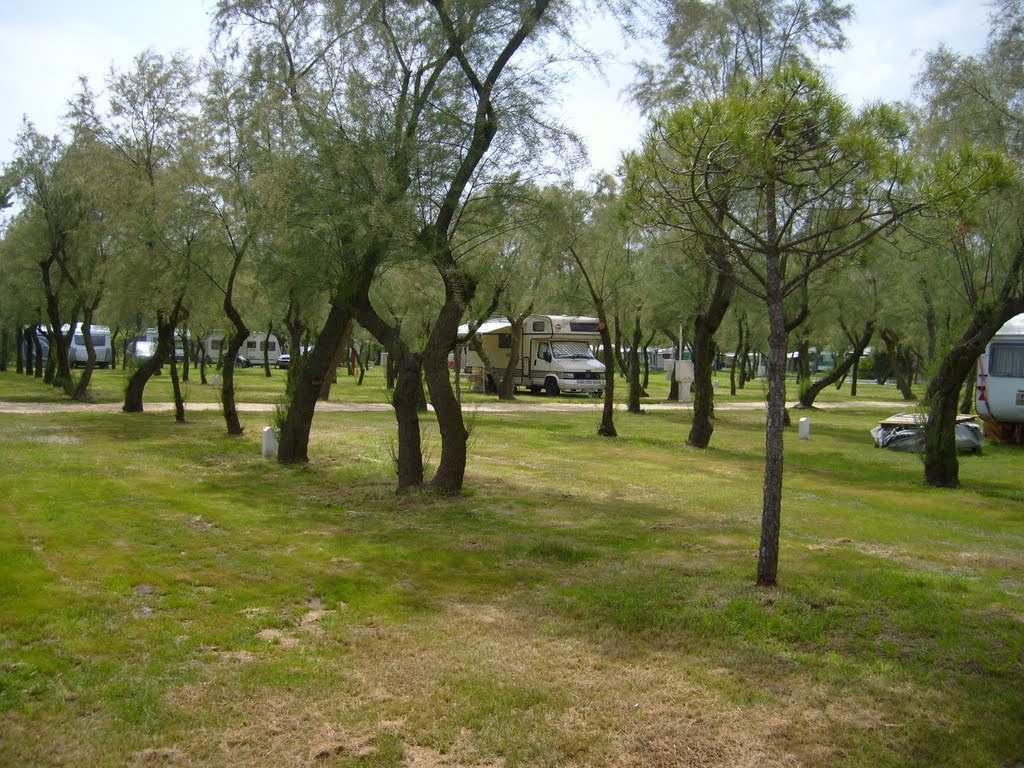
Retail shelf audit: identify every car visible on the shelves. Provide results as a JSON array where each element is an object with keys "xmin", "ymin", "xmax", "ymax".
[{"xmin": 277, "ymin": 352, "xmax": 291, "ymax": 369}]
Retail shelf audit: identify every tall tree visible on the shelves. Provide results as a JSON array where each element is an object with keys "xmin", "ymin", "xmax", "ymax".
[
  {"xmin": 628, "ymin": 0, "xmax": 853, "ymax": 448},
  {"xmin": 914, "ymin": 1, "xmax": 1024, "ymax": 486},
  {"xmin": 72, "ymin": 51, "xmax": 201, "ymax": 415},
  {"xmin": 627, "ymin": 66, "xmax": 938, "ymax": 587}
]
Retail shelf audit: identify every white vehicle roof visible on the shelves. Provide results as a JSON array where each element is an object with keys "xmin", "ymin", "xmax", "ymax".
[
  {"xmin": 993, "ymin": 312, "xmax": 1024, "ymax": 339},
  {"xmin": 458, "ymin": 314, "xmax": 600, "ymax": 336}
]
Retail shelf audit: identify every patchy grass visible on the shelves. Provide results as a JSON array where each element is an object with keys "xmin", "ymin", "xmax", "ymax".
[{"xmin": 0, "ymin": 374, "xmax": 1020, "ymax": 767}]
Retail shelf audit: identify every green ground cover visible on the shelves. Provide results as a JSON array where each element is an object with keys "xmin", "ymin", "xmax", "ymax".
[{"xmin": 0, "ymin": 370, "xmax": 1020, "ymax": 766}]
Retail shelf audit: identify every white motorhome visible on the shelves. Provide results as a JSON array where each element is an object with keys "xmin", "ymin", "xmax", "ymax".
[
  {"xmin": 67, "ymin": 323, "xmax": 113, "ymax": 368},
  {"xmin": 459, "ymin": 314, "xmax": 605, "ymax": 395},
  {"xmin": 202, "ymin": 331, "xmax": 281, "ymax": 366},
  {"xmin": 976, "ymin": 312, "xmax": 1024, "ymax": 432}
]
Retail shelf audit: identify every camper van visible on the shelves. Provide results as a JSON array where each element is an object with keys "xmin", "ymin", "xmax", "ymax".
[
  {"xmin": 68, "ymin": 323, "xmax": 113, "ymax": 368},
  {"xmin": 976, "ymin": 312, "xmax": 1024, "ymax": 432},
  {"xmin": 459, "ymin": 314, "xmax": 605, "ymax": 395}
]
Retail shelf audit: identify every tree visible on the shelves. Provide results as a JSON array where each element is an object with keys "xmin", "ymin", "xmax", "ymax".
[
  {"xmin": 629, "ymin": 0, "xmax": 853, "ymax": 448},
  {"xmin": 627, "ymin": 66, "xmax": 933, "ymax": 586},
  {"xmin": 5, "ymin": 127, "xmax": 94, "ymax": 397},
  {"xmin": 914, "ymin": 1, "xmax": 1024, "ymax": 486},
  {"xmin": 72, "ymin": 51, "xmax": 202, "ymax": 416},
  {"xmin": 217, "ymin": 0, "xmax": 592, "ymax": 495}
]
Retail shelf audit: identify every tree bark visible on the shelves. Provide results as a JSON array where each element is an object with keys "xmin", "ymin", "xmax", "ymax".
[
  {"xmin": 597, "ymin": 322, "xmax": 617, "ymax": 436},
  {"xmin": 757, "ymin": 253, "xmax": 788, "ymax": 588},
  {"xmin": 123, "ymin": 300, "xmax": 183, "ymax": 412},
  {"xmin": 626, "ymin": 312, "xmax": 644, "ymax": 414},
  {"xmin": 71, "ymin": 308, "xmax": 100, "ymax": 402},
  {"xmin": 354, "ymin": 301, "xmax": 425, "ymax": 490},
  {"xmin": 688, "ymin": 269, "xmax": 734, "ymax": 448},
  {"xmin": 30, "ymin": 327, "xmax": 43, "ymax": 378},
  {"xmin": 169, "ymin": 340, "xmax": 186, "ymax": 424},
  {"xmin": 277, "ymin": 302, "xmax": 353, "ymax": 464}
]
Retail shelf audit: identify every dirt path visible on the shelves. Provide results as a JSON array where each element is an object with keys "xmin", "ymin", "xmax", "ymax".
[{"xmin": 0, "ymin": 399, "xmax": 910, "ymax": 415}]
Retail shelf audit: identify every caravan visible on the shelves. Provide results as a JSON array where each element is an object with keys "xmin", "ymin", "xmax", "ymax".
[
  {"xmin": 68, "ymin": 323, "xmax": 113, "ymax": 368},
  {"xmin": 459, "ymin": 314, "xmax": 605, "ymax": 395},
  {"xmin": 202, "ymin": 331, "xmax": 281, "ymax": 366},
  {"xmin": 976, "ymin": 313, "xmax": 1024, "ymax": 438}
]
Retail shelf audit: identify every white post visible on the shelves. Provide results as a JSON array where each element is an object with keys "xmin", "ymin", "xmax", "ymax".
[
  {"xmin": 262, "ymin": 426, "xmax": 279, "ymax": 459},
  {"xmin": 799, "ymin": 417, "xmax": 811, "ymax": 440}
]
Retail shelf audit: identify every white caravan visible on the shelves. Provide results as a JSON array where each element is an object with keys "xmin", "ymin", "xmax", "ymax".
[
  {"xmin": 459, "ymin": 314, "xmax": 605, "ymax": 395},
  {"xmin": 976, "ymin": 312, "xmax": 1024, "ymax": 428},
  {"xmin": 67, "ymin": 323, "xmax": 113, "ymax": 368},
  {"xmin": 202, "ymin": 331, "xmax": 281, "ymax": 366}
]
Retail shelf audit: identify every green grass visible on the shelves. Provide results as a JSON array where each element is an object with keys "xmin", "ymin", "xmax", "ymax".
[
  {"xmin": 1, "ymin": 359, "xmax": 911, "ymax": 408},
  {"xmin": 0, "ymin": 369, "xmax": 1019, "ymax": 766}
]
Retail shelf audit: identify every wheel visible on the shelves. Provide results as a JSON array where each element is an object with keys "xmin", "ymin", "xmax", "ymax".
[{"xmin": 544, "ymin": 378, "xmax": 559, "ymax": 396}]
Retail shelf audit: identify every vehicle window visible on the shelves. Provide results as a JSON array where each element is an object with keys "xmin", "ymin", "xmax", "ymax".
[
  {"xmin": 990, "ymin": 343, "xmax": 1024, "ymax": 377},
  {"xmin": 551, "ymin": 341, "xmax": 595, "ymax": 359}
]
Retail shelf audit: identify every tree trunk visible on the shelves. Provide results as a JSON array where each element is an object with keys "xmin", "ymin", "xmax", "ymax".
[
  {"xmin": 959, "ymin": 362, "xmax": 976, "ymax": 414},
  {"xmin": 263, "ymin": 322, "xmax": 273, "ymax": 378},
  {"xmin": 663, "ymin": 326, "xmax": 682, "ymax": 401},
  {"xmin": 123, "ymin": 302, "xmax": 183, "ymax": 413},
  {"xmin": 354, "ymin": 301, "xmax": 426, "ymax": 490},
  {"xmin": 392, "ymin": 351, "xmax": 426, "ymax": 490},
  {"xmin": 499, "ymin": 313, "xmax": 531, "ymax": 400},
  {"xmin": 319, "ymin": 321, "xmax": 351, "ymax": 401},
  {"xmin": 16, "ymin": 328, "xmax": 24, "ymax": 374},
  {"xmin": 71, "ymin": 309, "xmax": 100, "ymax": 402},
  {"xmin": 40, "ymin": 258, "xmax": 76, "ymax": 394},
  {"xmin": 221, "ymin": 323, "xmax": 249, "ymax": 436},
  {"xmin": 169, "ymin": 341, "xmax": 186, "ymax": 424},
  {"xmin": 924, "ymin": 295, "xmax": 1024, "ymax": 487},
  {"xmin": 0, "ymin": 329, "xmax": 7, "ymax": 372},
  {"xmin": 597, "ymin": 322, "xmax": 617, "ymax": 437},
  {"xmin": 31, "ymin": 327, "xmax": 43, "ymax": 378},
  {"xmin": 627, "ymin": 312, "xmax": 643, "ymax": 414},
  {"xmin": 799, "ymin": 321, "xmax": 874, "ymax": 408},
  {"xmin": 688, "ymin": 269, "xmax": 734, "ymax": 448},
  {"xmin": 757, "ymin": 261, "xmax": 788, "ymax": 588},
  {"xmin": 278, "ymin": 303, "xmax": 354, "ymax": 464},
  {"xmin": 179, "ymin": 329, "xmax": 190, "ymax": 382}
]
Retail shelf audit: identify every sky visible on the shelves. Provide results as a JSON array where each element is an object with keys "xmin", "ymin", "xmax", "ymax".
[{"xmin": 0, "ymin": 0, "xmax": 993, "ymax": 182}]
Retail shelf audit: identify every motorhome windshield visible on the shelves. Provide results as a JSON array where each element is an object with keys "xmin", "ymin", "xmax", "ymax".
[{"xmin": 552, "ymin": 341, "xmax": 595, "ymax": 360}]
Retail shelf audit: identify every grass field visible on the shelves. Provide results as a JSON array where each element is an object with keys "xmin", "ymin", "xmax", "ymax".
[{"xmin": 0, "ymin": 367, "xmax": 1021, "ymax": 767}]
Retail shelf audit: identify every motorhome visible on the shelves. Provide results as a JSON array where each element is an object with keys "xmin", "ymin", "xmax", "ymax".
[
  {"xmin": 976, "ymin": 312, "xmax": 1024, "ymax": 439},
  {"xmin": 68, "ymin": 323, "xmax": 113, "ymax": 368},
  {"xmin": 202, "ymin": 331, "xmax": 281, "ymax": 366},
  {"xmin": 459, "ymin": 314, "xmax": 605, "ymax": 395}
]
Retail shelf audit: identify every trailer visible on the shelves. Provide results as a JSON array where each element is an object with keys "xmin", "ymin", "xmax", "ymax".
[
  {"xmin": 20, "ymin": 323, "xmax": 112, "ymax": 368},
  {"xmin": 459, "ymin": 314, "xmax": 605, "ymax": 395},
  {"xmin": 68, "ymin": 323, "xmax": 113, "ymax": 368},
  {"xmin": 976, "ymin": 312, "xmax": 1024, "ymax": 441},
  {"xmin": 202, "ymin": 331, "xmax": 281, "ymax": 366}
]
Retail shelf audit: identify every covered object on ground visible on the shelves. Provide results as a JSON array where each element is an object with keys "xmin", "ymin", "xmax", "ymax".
[{"xmin": 870, "ymin": 413, "xmax": 983, "ymax": 453}]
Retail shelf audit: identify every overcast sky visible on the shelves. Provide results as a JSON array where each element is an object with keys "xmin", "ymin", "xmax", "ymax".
[{"xmin": 0, "ymin": 0, "xmax": 992, "ymax": 181}]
